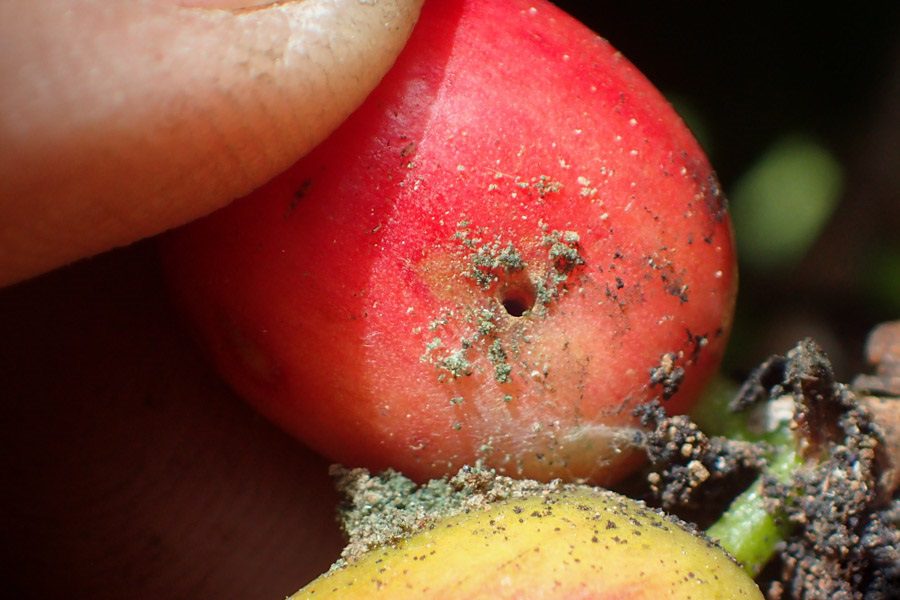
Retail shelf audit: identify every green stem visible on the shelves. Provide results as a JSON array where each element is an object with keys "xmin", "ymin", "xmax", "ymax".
[
  {"xmin": 690, "ymin": 376, "xmax": 757, "ymax": 441},
  {"xmin": 690, "ymin": 377, "xmax": 804, "ymax": 576},
  {"xmin": 705, "ymin": 427, "xmax": 801, "ymax": 576}
]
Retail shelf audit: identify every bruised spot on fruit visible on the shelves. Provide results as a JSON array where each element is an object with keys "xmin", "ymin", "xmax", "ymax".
[
  {"xmin": 285, "ymin": 179, "xmax": 312, "ymax": 216},
  {"xmin": 399, "ymin": 140, "xmax": 417, "ymax": 158}
]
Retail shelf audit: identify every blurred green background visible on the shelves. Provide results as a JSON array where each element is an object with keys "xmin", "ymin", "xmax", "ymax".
[{"xmin": 557, "ymin": 1, "xmax": 900, "ymax": 380}]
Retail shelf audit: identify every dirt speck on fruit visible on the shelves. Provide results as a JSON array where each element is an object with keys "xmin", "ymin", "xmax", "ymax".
[
  {"xmin": 645, "ymin": 249, "xmax": 690, "ymax": 304},
  {"xmin": 703, "ymin": 174, "xmax": 727, "ymax": 223},
  {"xmin": 531, "ymin": 174, "xmax": 563, "ymax": 198},
  {"xmin": 452, "ymin": 222, "xmax": 526, "ymax": 290},
  {"xmin": 648, "ymin": 352, "xmax": 687, "ymax": 400},
  {"xmin": 440, "ymin": 348, "xmax": 473, "ymax": 379},
  {"xmin": 488, "ymin": 338, "xmax": 512, "ymax": 383}
]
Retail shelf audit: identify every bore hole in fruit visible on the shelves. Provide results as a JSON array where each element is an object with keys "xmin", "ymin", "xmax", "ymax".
[
  {"xmin": 502, "ymin": 296, "xmax": 529, "ymax": 317},
  {"xmin": 499, "ymin": 280, "xmax": 536, "ymax": 317}
]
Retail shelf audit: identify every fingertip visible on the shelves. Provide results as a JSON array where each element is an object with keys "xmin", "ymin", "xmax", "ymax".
[{"xmin": 0, "ymin": 0, "xmax": 424, "ymax": 286}]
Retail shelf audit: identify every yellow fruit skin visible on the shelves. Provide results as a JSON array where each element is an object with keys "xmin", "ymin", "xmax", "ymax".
[{"xmin": 293, "ymin": 489, "xmax": 762, "ymax": 599}]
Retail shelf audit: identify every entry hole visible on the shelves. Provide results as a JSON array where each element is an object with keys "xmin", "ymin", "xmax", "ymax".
[
  {"xmin": 499, "ymin": 281, "xmax": 535, "ymax": 317},
  {"xmin": 502, "ymin": 296, "xmax": 528, "ymax": 317}
]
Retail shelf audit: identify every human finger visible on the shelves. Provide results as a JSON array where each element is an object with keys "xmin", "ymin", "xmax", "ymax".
[{"xmin": 0, "ymin": 0, "xmax": 423, "ymax": 286}]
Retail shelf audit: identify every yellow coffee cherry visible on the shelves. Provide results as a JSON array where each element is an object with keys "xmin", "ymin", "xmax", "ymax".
[{"xmin": 293, "ymin": 488, "xmax": 762, "ymax": 599}]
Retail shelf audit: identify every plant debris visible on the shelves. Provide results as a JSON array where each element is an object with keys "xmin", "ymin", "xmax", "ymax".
[
  {"xmin": 634, "ymin": 400, "xmax": 765, "ymax": 512},
  {"xmin": 637, "ymin": 338, "xmax": 899, "ymax": 600},
  {"xmin": 746, "ymin": 341, "xmax": 897, "ymax": 600}
]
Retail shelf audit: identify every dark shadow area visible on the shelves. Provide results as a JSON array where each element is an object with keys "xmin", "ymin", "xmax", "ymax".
[
  {"xmin": 0, "ymin": 243, "xmax": 345, "ymax": 599},
  {"xmin": 556, "ymin": 1, "xmax": 900, "ymax": 378}
]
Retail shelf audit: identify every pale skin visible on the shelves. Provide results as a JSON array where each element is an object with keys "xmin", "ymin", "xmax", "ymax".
[{"xmin": 0, "ymin": 1, "xmax": 423, "ymax": 597}]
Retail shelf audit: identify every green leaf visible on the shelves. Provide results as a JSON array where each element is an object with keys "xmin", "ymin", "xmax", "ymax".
[{"xmin": 731, "ymin": 135, "xmax": 843, "ymax": 270}]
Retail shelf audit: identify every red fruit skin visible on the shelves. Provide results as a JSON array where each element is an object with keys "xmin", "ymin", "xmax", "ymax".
[{"xmin": 162, "ymin": 0, "xmax": 737, "ymax": 484}]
